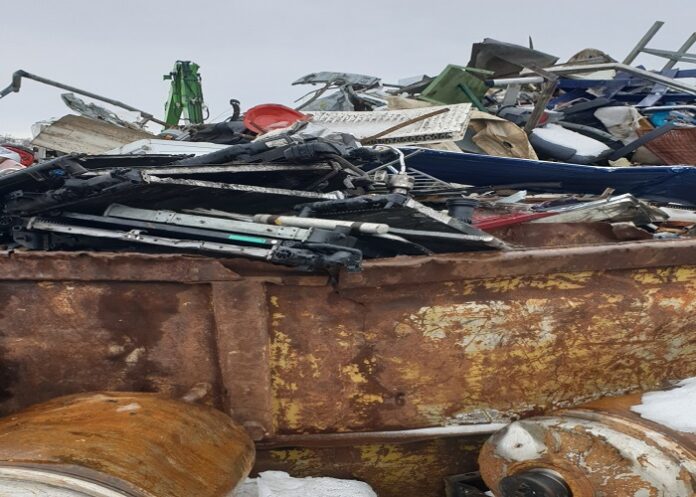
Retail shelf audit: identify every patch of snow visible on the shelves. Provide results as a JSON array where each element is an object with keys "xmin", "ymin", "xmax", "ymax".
[
  {"xmin": 631, "ymin": 377, "xmax": 696, "ymax": 434},
  {"xmin": 493, "ymin": 421, "xmax": 547, "ymax": 461},
  {"xmin": 233, "ymin": 471, "xmax": 378, "ymax": 497}
]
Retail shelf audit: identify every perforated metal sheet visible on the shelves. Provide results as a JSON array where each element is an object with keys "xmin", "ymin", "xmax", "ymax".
[{"xmin": 306, "ymin": 104, "xmax": 472, "ymax": 145}]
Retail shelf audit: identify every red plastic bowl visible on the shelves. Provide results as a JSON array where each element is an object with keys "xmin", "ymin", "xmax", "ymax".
[{"xmin": 243, "ymin": 104, "xmax": 308, "ymax": 134}]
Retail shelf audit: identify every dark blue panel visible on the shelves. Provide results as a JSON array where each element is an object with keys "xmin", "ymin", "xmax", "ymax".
[{"xmin": 404, "ymin": 149, "xmax": 696, "ymax": 206}]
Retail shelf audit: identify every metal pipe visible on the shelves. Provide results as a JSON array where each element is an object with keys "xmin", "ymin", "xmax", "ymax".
[
  {"xmin": 523, "ymin": 67, "xmax": 559, "ymax": 134},
  {"xmin": 258, "ymin": 423, "xmax": 508, "ymax": 449},
  {"xmin": 644, "ymin": 47, "xmax": 696, "ymax": 66},
  {"xmin": 488, "ymin": 76, "xmax": 545, "ymax": 86},
  {"xmin": 623, "ymin": 20, "xmax": 665, "ymax": 64},
  {"xmin": 26, "ymin": 217, "xmax": 272, "ymax": 259},
  {"xmin": 661, "ymin": 31, "xmax": 696, "ymax": 70},
  {"xmin": 254, "ymin": 214, "xmax": 389, "ymax": 234},
  {"xmin": 641, "ymin": 105, "xmax": 696, "ymax": 112},
  {"xmin": 371, "ymin": 145, "xmax": 407, "ymax": 173},
  {"xmin": 488, "ymin": 63, "xmax": 696, "ymax": 95},
  {"xmin": 0, "ymin": 70, "xmax": 166, "ymax": 126}
]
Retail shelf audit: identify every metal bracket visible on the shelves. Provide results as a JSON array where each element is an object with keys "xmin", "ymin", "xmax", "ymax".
[{"xmin": 623, "ymin": 20, "xmax": 696, "ymax": 71}]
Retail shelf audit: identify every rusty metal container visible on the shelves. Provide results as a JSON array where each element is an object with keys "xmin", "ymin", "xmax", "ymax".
[
  {"xmin": 479, "ymin": 393, "xmax": 696, "ymax": 497},
  {"xmin": 1, "ymin": 237, "xmax": 696, "ymax": 496},
  {"xmin": 0, "ymin": 392, "xmax": 255, "ymax": 496}
]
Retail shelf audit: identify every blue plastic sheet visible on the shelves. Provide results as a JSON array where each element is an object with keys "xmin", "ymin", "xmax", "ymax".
[{"xmin": 404, "ymin": 149, "xmax": 696, "ymax": 206}]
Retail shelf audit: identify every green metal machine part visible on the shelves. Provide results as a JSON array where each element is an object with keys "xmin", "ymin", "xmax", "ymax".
[{"xmin": 164, "ymin": 61, "xmax": 206, "ymax": 128}]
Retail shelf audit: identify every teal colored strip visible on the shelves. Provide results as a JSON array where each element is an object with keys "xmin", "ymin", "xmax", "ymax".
[{"xmin": 227, "ymin": 233, "xmax": 269, "ymax": 244}]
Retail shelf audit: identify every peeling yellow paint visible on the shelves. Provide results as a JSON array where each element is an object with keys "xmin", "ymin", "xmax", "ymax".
[
  {"xmin": 403, "ymin": 299, "xmax": 563, "ymax": 348},
  {"xmin": 278, "ymin": 400, "xmax": 302, "ymax": 430},
  {"xmin": 604, "ymin": 294, "xmax": 625, "ymax": 304},
  {"xmin": 632, "ymin": 266, "xmax": 696, "ymax": 285},
  {"xmin": 480, "ymin": 271, "xmax": 594, "ymax": 293},
  {"xmin": 267, "ymin": 438, "xmax": 485, "ymax": 497},
  {"xmin": 341, "ymin": 364, "xmax": 368, "ymax": 384},
  {"xmin": 268, "ymin": 265, "xmax": 696, "ymax": 437},
  {"xmin": 306, "ymin": 354, "xmax": 321, "ymax": 379},
  {"xmin": 415, "ymin": 403, "xmax": 448, "ymax": 423},
  {"xmin": 357, "ymin": 443, "xmax": 440, "ymax": 488},
  {"xmin": 270, "ymin": 331, "xmax": 296, "ymax": 371},
  {"xmin": 356, "ymin": 393, "xmax": 384, "ymax": 405},
  {"xmin": 658, "ymin": 297, "xmax": 686, "ymax": 310}
]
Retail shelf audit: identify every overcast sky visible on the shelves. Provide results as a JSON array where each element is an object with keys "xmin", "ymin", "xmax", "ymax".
[{"xmin": 3, "ymin": 0, "xmax": 696, "ymax": 136}]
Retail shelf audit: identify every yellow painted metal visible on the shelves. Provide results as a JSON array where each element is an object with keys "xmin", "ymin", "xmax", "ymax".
[
  {"xmin": 256, "ymin": 438, "xmax": 486, "ymax": 497},
  {"xmin": 269, "ymin": 266, "xmax": 696, "ymax": 434}
]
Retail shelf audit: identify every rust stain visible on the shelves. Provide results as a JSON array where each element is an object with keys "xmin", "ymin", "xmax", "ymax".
[
  {"xmin": 256, "ymin": 437, "xmax": 485, "ymax": 497},
  {"xmin": 97, "ymin": 284, "xmax": 180, "ymax": 392},
  {"xmin": 0, "ymin": 392, "xmax": 254, "ymax": 497},
  {"xmin": 479, "ymin": 393, "xmax": 696, "ymax": 497},
  {"xmin": 0, "ymin": 281, "xmax": 223, "ymax": 416},
  {"xmin": 269, "ymin": 266, "xmax": 696, "ymax": 433}
]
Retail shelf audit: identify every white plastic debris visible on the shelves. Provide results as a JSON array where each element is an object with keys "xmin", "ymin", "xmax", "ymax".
[
  {"xmin": 631, "ymin": 377, "xmax": 696, "ymax": 434},
  {"xmin": 233, "ymin": 471, "xmax": 378, "ymax": 497},
  {"xmin": 104, "ymin": 139, "xmax": 227, "ymax": 156},
  {"xmin": 594, "ymin": 106, "xmax": 643, "ymax": 144},
  {"xmin": 531, "ymin": 123, "xmax": 610, "ymax": 159},
  {"xmin": 0, "ymin": 146, "xmax": 20, "ymax": 162}
]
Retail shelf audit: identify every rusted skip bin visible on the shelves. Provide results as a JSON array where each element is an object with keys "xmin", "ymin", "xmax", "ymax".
[
  {"xmin": 479, "ymin": 393, "xmax": 696, "ymax": 497},
  {"xmin": 0, "ymin": 239, "xmax": 696, "ymax": 496},
  {"xmin": 0, "ymin": 392, "xmax": 255, "ymax": 496}
]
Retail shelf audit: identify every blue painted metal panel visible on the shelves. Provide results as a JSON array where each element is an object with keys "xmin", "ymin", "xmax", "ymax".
[{"xmin": 404, "ymin": 149, "xmax": 696, "ymax": 205}]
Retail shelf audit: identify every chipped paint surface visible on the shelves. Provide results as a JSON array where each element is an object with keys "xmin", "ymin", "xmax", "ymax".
[
  {"xmin": 270, "ymin": 267, "xmax": 696, "ymax": 433},
  {"xmin": 255, "ymin": 437, "xmax": 485, "ymax": 497},
  {"xmin": 400, "ymin": 300, "xmax": 559, "ymax": 348},
  {"xmin": 480, "ymin": 395, "xmax": 696, "ymax": 497},
  {"xmin": 4, "ymin": 250, "xmax": 696, "ymax": 436}
]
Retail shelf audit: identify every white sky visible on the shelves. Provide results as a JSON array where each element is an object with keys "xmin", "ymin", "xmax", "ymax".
[{"xmin": 2, "ymin": 0, "xmax": 696, "ymax": 136}]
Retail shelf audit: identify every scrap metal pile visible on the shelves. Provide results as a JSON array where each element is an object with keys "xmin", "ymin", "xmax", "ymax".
[{"xmin": 4, "ymin": 20, "xmax": 696, "ymax": 273}]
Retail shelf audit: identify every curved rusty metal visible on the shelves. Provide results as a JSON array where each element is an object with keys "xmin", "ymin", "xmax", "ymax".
[
  {"xmin": 479, "ymin": 393, "xmax": 696, "ymax": 497},
  {"xmin": 0, "ymin": 392, "xmax": 255, "ymax": 497}
]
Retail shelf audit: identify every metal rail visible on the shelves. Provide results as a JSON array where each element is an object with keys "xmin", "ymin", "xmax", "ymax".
[
  {"xmin": 0, "ymin": 70, "xmax": 166, "ymax": 126},
  {"xmin": 487, "ymin": 63, "xmax": 696, "ymax": 95}
]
